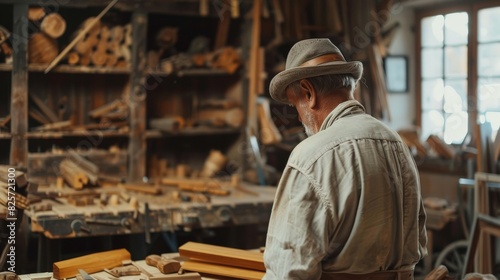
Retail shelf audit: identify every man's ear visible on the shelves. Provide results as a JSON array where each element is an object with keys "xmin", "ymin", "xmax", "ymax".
[{"xmin": 299, "ymin": 79, "xmax": 317, "ymax": 109}]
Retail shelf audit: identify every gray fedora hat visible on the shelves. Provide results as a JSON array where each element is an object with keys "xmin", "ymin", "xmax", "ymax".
[{"xmin": 269, "ymin": 38, "xmax": 363, "ymax": 104}]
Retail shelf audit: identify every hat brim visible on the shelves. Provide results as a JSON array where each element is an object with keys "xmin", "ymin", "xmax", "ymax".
[{"xmin": 269, "ymin": 61, "xmax": 363, "ymax": 104}]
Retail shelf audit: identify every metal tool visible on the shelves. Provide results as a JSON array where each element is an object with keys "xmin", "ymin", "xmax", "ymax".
[
  {"xmin": 247, "ymin": 129, "xmax": 267, "ymax": 185},
  {"xmin": 85, "ymin": 217, "xmax": 131, "ymax": 228},
  {"xmin": 78, "ymin": 269, "xmax": 95, "ymax": 280},
  {"xmin": 144, "ymin": 202, "xmax": 151, "ymax": 244}
]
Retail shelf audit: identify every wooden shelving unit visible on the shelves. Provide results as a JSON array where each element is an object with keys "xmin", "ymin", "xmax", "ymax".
[{"xmin": 0, "ymin": 0, "xmax": 254, "ymax": 183}]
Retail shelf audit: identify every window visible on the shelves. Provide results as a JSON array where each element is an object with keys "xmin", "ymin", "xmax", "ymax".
[{"xmin": 418, "ymin": 2, "xmax": 500, "ymax": 144}]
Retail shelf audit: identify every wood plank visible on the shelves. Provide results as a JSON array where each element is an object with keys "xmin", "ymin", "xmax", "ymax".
[
  {"xmin": 246, "ymin": 0, "xmax": 262, "ymax": 133},
  {"xmin": 178, "ymin": 242, "xmax": 265, "ymax": 271},
  {"xmin": 29, "ymin": 92, "xmax": 60, "ymax": 123},
  {"xmin": 426, "ymin": 135, "xmax": 455, "ymax": 159},
  {"xmin": 181, "ymin": 259, "xmax": 264, "ymax": 280},
  {"xmin": 0, "ymin": 166, "xmax": 28, "ymax": 187},
  {"xmin": 10, "ymin": 4, "xmax": 29, "ymax": 168},
  {"xmin": 52, "ymin": 248, "xmax": 131, "ymax": 279},
  {"xmin": 214, "ymin": 0, "xmax": 231, "ymax": 50},
  {"xmin": 119, "ymin": 183, "xmax": 162, "ymax": 195}
]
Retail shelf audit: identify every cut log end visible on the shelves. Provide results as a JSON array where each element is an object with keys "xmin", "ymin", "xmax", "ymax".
[
  {"xmin": 41, "ymin": 13, "xmax": 67, "ymax": 39},
  {"xmin": 28, "ymin": 7, "xmax": 46, "ymax": 22}
]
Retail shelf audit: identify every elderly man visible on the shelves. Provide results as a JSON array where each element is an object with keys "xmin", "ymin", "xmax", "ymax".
[{"xmin": 263, "ymin": 38, "xmax": 427, "ymax": 279}]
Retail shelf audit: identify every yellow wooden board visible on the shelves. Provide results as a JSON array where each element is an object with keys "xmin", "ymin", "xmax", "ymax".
[
  {"xmin": 182, "ymin": 259, "xmax": 265, "ymax": 280},
  {"xmin": 178, "ymin": 242, "xmax": 264, "ymax": 271}
]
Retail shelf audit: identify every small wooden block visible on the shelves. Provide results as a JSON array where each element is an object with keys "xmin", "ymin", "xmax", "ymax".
[
  {"xmin": 146, "ymin": 254, "xmax": 162, "ymax": 266},
  {"xmin": 157, "ymin": 259, "xmax": 181, "ymax": 274}
]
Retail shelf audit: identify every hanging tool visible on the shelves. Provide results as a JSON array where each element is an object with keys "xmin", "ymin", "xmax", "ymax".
[
  {"xmin": 247, "ymin": 128, "xmax": 267, "ymax": 186},
  {"xmin": 85, "ymin": 217, "xmax": 131, "ymax": 228},
  {"xmin": 144, "ymin": 202, "xmax": 151, "ymax": 244}
]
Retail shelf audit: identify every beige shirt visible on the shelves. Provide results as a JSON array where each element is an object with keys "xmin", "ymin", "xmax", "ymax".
[{"xmin": 263, "ymin": 100, "xmax": 427, "ymax": 279}]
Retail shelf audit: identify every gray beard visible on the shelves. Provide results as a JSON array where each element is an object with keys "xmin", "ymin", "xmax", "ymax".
[{"xmin": 303, "ymin": 123, "xmax": 315, "ymax": 137}]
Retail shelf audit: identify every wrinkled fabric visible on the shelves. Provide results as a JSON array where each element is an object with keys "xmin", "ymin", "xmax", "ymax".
[{"xmin": 263, "ymin": 100, "xmax": 427, "ymax": 280}]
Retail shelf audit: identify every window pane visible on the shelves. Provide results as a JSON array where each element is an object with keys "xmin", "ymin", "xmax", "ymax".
[
  {"xmin": 421, "ymin": 110, "xmax": 444, "ymax": 140},
  {"xmin": 445, "ymin": 12, "xmax": 468, "ymax": 45},
  {"xmin": 445, "ymin": 46, "xmax": 467, "ymax": 78},
  {"xmin": 422, "ymin": 48, "xmax": 443, "ymax": 78},
  {"xmin": 478, "ymin": 7, "xmax": 500, "ymax": 43},
  {"xmin": 478, "ymin": 78, "xmax": 500, "ymax": 112},
  {"xmin": 422, "ymin": 15, "xmax": 444, "ymax": 47},
  {"xmin": 484, "ymin": 112, "xmax": 500, "ymax": 137},
  {"xmin": 478, "ymin": 43, "xmax": 500, "ymax": 77},
  {"xmin": 444, "ymin": 112, "xmax": 468, "ymax": 144},
  {"xmin": 422, "ymin": 79, "xmax": 444, "ymax": 110},
  {"xmin": 444, "ymin": 80, "xmax": 467, "ymax": 112}
]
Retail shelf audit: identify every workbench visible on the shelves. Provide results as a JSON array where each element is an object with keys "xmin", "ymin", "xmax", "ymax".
[{"xmin": 23, "ymin": 183, "xmax": 276, "ymax": 272}]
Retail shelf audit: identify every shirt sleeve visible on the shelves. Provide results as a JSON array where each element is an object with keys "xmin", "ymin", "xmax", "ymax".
[{"xmin": 263, "ymin": 166, "xmax": 332, "ymax": 280}]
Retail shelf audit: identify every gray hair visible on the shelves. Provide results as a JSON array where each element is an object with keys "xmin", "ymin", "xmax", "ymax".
[{"xmin": 288, "ymin": 74, "xmax": 355, "ymax": 96}]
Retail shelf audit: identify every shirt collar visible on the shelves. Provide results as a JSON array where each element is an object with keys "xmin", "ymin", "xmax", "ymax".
[{"xmin": 319, "ymin": 100, "xmax": 366, "ymax": 131}]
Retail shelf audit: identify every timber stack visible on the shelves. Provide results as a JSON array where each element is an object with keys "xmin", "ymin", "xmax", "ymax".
[
  {"xmin": 68, "ymin": 18, "xmax": 131, "ymax": 68},
  {"xmin": 59, "ymin": 152, "xmax": 100, "ymax": 189},
  {"xmin": 27, "ymin": 7, "xmax": 66, "ymax": 64}
]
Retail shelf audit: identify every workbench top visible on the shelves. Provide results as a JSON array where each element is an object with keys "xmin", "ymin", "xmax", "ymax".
[{"xmin": 24, "ymin": 183, "xmax": 276, "ymax": 238}]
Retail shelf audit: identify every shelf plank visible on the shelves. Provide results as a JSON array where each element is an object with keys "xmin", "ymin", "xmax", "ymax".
[
  {"xmin": 147, "ymin": 68, "xmax": 231, "ymax": 77},
  {"xmin": 0, "ymin": 133, "xmax": 11, "ymax": 139},
  {"xmin": 146, "ymin": 128, "xmax": 241, "ymax": 138},
  {"xmin": 0, "ymin": 64, "xmax": 130, "ymax": 74},
  {"xmin": 27, "ymin": 130, "xmax": 128, "ymax": 139},
  {"xmin": 0, "ymin": 64, "xmax": 235, "ymax": 76}
]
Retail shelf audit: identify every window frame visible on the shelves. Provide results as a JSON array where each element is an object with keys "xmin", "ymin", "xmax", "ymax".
[{"xmin": 416, "ymin": 0, "xmax": 500, "ymax": 142}]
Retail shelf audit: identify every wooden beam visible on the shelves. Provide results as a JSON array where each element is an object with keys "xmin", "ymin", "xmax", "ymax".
[
  {"xmin": 52, "ymin": 249, "xmax": 131, "ymax": 279},
  {"xmin": 127, "ymin": 10, "xmax": 147, "ymax": 182},
  {"xmin": 246, "ymin": 0, "xmax": 262, "ymax": 133},
  {"xmin": 29, "ymin": 92, "xmax": 60, "ymax": 123},
  {"xmin": 178, "ymin": 242, "xmax": 265, "ymax": 271},
  {"xmin": 214, "ymin": 0, "xmax": 231, "ymax": 50},
  {"xmin": 10, "ymin": 4, "xmax": 29, "ymax": 168}
]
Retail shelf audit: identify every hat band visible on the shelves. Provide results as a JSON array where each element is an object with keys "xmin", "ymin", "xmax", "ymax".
[{"xmin": 300, "ymin": 54, "xmax": 346, "ymax": 67}]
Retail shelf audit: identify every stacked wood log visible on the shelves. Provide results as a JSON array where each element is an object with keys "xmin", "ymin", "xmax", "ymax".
[
  {"xmin": 194, "ymin": 98, "xmax": 244, "ymax": 128},
  {"xmin": 68, "ymin": 18, "xmax": 131, "ymax": 68},
  {"xmin": 25, "ymin": 7, "xmax": 66, "ymax": 64},
  {"xmin": 0, "ymin": 167, "xmax": 30, "ymax": 214},
  {"xmin": 59, "ymin": 152, "xmax": 99, "ymax": 189},
  {"xmin": 157, "ymin": 46, "xmax": 241, "ymax": 75},
  {"xmin": 88, "ymin": 98, "xmax": 129, "ymax": 127}
]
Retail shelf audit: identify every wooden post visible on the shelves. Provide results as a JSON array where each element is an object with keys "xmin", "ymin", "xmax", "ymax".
[
  {"xmin": 127, "ymin": 10, "xmax": 147, "ymax": 182},
  {"xmin": 246, "ymin": 0, "xmax": 261, "ymax": 134},
  {"xmin": 10, "ymin": 4, "xmax": 29, "ymax": 168}
]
